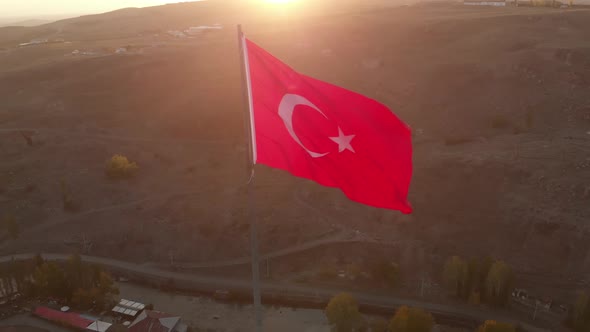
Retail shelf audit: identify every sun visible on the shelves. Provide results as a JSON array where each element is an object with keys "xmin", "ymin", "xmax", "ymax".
[{"xmin": 265, "ymin": 0, "xmax": 296, "ymax": 4}]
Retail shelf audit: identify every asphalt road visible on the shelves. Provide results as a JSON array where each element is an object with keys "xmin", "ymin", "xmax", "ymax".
[{"xmin": 0, "ymin": 253, "xmax": 553, "ymax": 332}]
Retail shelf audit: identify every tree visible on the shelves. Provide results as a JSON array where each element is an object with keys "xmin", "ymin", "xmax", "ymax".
[
  {"xmin": 33, "ymin": 254, "xmax": 45, "ymax": 268},
  {"xmin": 59, "ymin": 179, "xmax": 80, "ymax": 212},
  {"xmin": 33, "ymin": 262, "xmax": 67, "ymax": 299},
  {"xmin": 477, "ymin": 320, "xmax": 516, "ymax": 332},
  {"xmin": 371, "ymin": 260, "xmax": 400, "ymax": 288},
  {"xmin": 485, "ymin": 260, "xmax": 513, "ymax": 306},
  {"xmin": 72, "ymin": 287, "xmax": 99, "ymax": 310},
  {"xmin": 325, "ymin": 293, "xmax": 364, "ymax": 332},
  {"xmin": 106, "ymin": 154, "xmax": 139, "ymax": 179},
  {"xmin": 389, "ymin": 306, "xmax": 434, "ymax": 332},
  {"xmin": 443, "ymin": 256, "xmax": 468, "ymax": 298},
  {"xmin": 570, "ymin": 292, "xmax": 590, "ymax": 332}
]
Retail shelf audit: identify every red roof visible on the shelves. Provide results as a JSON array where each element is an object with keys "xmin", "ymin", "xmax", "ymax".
[
  {"xmin": 34, "ymin": 306, "xmax": 93, "ymax": 329},
  {"xmin": 129, "ymin": 310, "xmax": 180, "ymax": 332}
]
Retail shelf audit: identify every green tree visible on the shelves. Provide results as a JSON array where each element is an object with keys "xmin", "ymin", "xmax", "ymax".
[
  {"xmin": 33, "ymin": 262, "xmax": 67, "ymax": 299},
  {"xmin": 325, "ymin": 293, "xmax": 364, "ymax": 332},
  {"xmin": 477, "ymin": 320, "xmax": 516, "ymax": 332},
  {"xmin": 485, "ymin": 260, "xmax": 513, "ymax": 306},
  {"xmin": 389, "ymin": 306, "xmax": 433, "ymax": 332},
  {"xmin": 443, "ymin": 256, "xmax": 468, "ymax": 298}
]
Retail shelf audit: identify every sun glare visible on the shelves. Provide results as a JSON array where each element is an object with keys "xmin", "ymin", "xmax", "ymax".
[{"xmin": 265, "ymin": 0, "xmax": 296, "ymax": 4}]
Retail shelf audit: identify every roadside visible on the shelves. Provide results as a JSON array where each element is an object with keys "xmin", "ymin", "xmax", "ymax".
[{"xmin": 0, "ymin": 253, "xmax": 554, "ymax": 331}]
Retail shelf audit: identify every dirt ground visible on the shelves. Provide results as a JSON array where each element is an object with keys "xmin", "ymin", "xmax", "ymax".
[{"xmin": 0, "ymin": 0, "xmax": 589, "ymax": 308}]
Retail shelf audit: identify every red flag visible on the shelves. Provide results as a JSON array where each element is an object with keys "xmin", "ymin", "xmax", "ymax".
[{"xmin": 242, "ymin": 36, "xmax": 413, "ymax": 214}]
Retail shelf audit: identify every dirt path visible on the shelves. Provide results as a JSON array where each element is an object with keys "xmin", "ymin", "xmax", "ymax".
[{"xmin": 0, "ymin": 128, "xmax": 231, "ymax": 145}]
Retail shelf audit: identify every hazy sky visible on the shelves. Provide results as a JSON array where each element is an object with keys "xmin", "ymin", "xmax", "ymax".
[{"xmin": 0, "ymin": 0, "xmax": 201, "ymax": 18}]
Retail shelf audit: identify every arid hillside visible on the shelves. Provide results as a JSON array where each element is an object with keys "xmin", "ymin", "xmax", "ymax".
[{"xmin": 1, "ymin": 0, "xmax": 589, "ymax": 302}]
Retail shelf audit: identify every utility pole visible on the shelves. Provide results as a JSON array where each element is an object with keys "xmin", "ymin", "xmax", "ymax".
[{"xmin": 533, "ymin": 301, "xmax": 539, "ymax": 321}]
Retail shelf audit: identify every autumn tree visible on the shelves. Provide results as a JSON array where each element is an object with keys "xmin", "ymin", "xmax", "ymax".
[
  {"xmin": 106, "ymin": 154, "xmax": 139, "ymax": 179},
  {"xmin": 443, "ymin": 256, "xmax": 468, "ymax": 298},
  {"xmin": 325, "ymin": 293, "xmax": 364, "ymax": 332},
  {"xmin": 477, "ymin": 320, "xmax": 516, "ymax": 332},
  {"xmin": 389, "ymin": 306, "xmax": 434, "ymax": 332},
  {"xmin": 485, "ymin": 260, "xmax": 513, "ymax": 306},
  {"xmin": 64, "ymin": 254, "xmax": 119, "ymax": 310},
  {"xmin": 568, "ymin": 291, "xmax": 590, "ymax": 332}
]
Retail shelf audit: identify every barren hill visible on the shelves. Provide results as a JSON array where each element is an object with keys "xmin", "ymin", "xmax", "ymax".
[{"xmin": 1, "ymin": 0, "xmax": 589, "ymax": 303}]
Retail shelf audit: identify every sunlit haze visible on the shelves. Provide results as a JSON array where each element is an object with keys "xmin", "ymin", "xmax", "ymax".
[{"xmin": 0, "ymin": 0, "xmax": 202, "ymax": 18}]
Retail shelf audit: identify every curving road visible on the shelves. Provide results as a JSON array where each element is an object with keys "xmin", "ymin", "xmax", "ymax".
[{"xmin": 0, "ymin": 253, "xmax": 551, "ymax": 332}]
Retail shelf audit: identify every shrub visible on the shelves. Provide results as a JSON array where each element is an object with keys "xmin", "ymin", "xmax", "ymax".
[
  {"xmin": 390, "ymin": 306, "xmax": 434, "ymax": 332},
  {"xmin": 105, "ymin": 155, "xmax": 138, "ymax": 179},
  {"xmin": 60, "ymin": 179, "xmax": 80, "ymax": 212}
]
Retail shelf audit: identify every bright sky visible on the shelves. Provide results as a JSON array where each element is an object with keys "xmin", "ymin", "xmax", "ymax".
[{"xmin": 0, "ymin": 0, "xmax": 201, "ymax": 18}]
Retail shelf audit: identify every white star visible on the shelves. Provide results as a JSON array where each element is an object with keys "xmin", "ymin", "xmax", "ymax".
[{"xmin": 329, "ymin": 127, "xmax": 356, "ymax": 153}]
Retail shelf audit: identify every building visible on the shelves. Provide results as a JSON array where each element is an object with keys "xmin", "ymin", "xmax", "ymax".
[
  {"xmin": 34, "ymin": 306, "xmax": 112, "ymax": 331},
  {"xmin": 112, "ymin": 299, "xmax": 145, "ymax": 318},
  {"xmin": 129, "ymin": 310, "xmax": 188, "ymax": 332}
]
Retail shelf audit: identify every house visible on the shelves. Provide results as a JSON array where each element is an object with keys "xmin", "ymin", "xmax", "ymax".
[
  {"xmin": 129, "ymin": 310, "xmax": 188, "ymax": 332},
  {"xmin": 112, "ymin": 299, "xmax": 145, "ymax": 318}
]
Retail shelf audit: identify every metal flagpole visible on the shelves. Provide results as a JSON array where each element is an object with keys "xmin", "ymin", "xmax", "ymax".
[{"xmin": 237, "ymin": 24, "xmax": 263, "ymax": 332}]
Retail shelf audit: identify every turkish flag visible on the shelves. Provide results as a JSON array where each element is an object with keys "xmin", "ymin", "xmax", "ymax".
[{"xmin": 242, "ymin": 36, "xmax": 413, "ymax": 214}]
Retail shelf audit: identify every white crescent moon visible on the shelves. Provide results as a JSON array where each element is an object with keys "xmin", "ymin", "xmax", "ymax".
[{"xmin": 278, "ymin": 94, "xmax": 330, "ymax": 158}]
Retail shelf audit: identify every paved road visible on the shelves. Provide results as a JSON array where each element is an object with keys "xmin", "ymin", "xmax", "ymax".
[{"xmin": 0, "ymin": 253, "xmax": 552, "ymax": 332}]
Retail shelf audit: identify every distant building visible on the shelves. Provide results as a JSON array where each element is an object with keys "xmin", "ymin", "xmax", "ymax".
[
  {"xmin": 464, "ymin": 0, "xmax": 506, "ymax": 6},
  {"xmin": 112, "ymin": 298, "xmax": 145, "ymax": 318},
  {"xmin": 129, "ymin": 310, "xmax": 187, "ymax": 332},
  {"xmin": 34, "ymin": 306, "xmax": 112, "ymax": 331}
]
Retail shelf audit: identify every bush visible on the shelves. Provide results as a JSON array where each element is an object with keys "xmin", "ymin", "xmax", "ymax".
[
  {"xmin": 390, "ymin": 306, "xmax": 434, "ymax": 332},
  {"xmin": 60, "ymin": 179, "xmax": 80, "ymax": 212},
  {"xmin": 325, "ymin": 293, "xmax": 363, "ymax": 332},
  {"xmin": 105, "ymin": 154, "xmax": 138, "ymax": 179}
]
